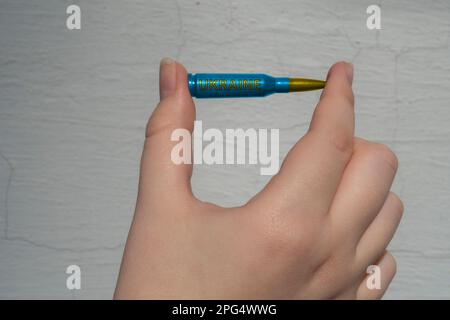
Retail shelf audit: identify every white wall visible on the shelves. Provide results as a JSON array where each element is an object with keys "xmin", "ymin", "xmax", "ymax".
[{"xmin": 0, "ymin": 0, "xmax": 449, "ymax": 299}]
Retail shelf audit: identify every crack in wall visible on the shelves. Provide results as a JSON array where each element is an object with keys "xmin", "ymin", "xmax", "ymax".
[
  {"xmin": 174, "ymin": 0, "xmax": 186, "ymax": 60},
  {"xmin": 391, "ymin": 248, "xmax": 450, "ymax": 260},
  {"xmin": 0, "ymin": 148, "xmax": 125, "ymax": 253},
  {"xmin": 337, "ymin": 13, "xmax": 450, "ymax": 200},
  {"xmin": 4, "ymin": 236, "xmax": 124, "ymax": 253},
  {"xmin": 0, "ymin": 149, "xmax": 13, "ymax": 239}
]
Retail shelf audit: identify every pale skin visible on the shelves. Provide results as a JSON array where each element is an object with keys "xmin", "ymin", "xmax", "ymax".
[{"xmin": 114, "ymin": 59, "xmax": 403, "ymax": 299}]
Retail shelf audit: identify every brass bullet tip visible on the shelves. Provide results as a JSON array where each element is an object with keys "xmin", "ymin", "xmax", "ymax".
[{"xmin": 289, "ymin": 78, "xmax": 326, "ymax": 92}]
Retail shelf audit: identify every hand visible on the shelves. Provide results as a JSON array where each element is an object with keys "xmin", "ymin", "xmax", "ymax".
[{"xmin": 114, "ymin": 59, "xmax": 403, "ymax": 299}]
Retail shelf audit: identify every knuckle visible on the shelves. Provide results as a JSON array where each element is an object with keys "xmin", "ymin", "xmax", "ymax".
[
  {"xmin": 338, "ymin": 87, "xmax": 355, "ymax": 107},
  {"xmin": 145, "ymin": 103, "xmax": 175, "ymax": 139},
  {"xmin": 389, "ymin": 192, "xmax": 404, "ymax": 217},
  {"xmin": 386, "ymin": 252, "xmax": 397, "ymax": 276},
  {"xmin": 368, "ymin": 143, "xmax": 398, "ymax": 172},
  {"xmin": 341, "ymin": 89, "xmax": 355, "ymax": 107},
  {"xmin": 145, "ymin": 121, "xmax": 173, "ymax": 140},
  {"xmin": 327, "ymin": 129, "xmax": 354, "ymax": 155},
  {"xmin": 391, "ymin": 257, "xmax": 397, "ymax": 276}
]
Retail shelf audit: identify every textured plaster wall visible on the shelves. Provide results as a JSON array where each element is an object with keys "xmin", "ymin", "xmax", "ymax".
[{"xmin": 0, "ymin": 0, "xmax": 449, "ymax": 299}]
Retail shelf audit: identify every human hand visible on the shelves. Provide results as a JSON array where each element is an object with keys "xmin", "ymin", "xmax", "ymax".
[{"xmin": 114, "ymin": 59, "xmax": 403, "ymax": 299}]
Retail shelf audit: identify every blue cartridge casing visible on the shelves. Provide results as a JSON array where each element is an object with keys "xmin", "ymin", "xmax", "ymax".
[{"xmin": 188, "ymin": 73, "xmax": 289, "ymax": 98}]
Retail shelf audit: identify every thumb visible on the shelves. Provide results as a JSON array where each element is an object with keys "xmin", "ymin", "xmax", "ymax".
[{"xmin": 138, "ymin": 58, "xmax": 196, "ymax": 207}]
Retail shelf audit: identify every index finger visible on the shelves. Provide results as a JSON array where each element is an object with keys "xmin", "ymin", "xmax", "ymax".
[{"xmin": 252, "ymin": 62, "xmax": 355, "ymax": 216}]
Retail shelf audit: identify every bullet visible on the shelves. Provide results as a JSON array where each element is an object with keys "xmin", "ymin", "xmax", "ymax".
[{"xmin": 188, "ymin": 73, "xmax": 326, "ymax": 98}]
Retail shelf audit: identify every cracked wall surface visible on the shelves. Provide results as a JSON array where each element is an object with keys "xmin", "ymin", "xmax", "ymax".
[{"xmin": 0, "ymin": 0, "xmax": 449, "ymax": 299}]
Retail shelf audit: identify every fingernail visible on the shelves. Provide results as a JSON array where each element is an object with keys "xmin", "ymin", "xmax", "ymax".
[
  {"xmin": 159, "ymin": 57, "xmax": 176, "ymax": 100},
  {"xmin": 345, "ymin": 62, "xmax": 354, "ymax": 84}
]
